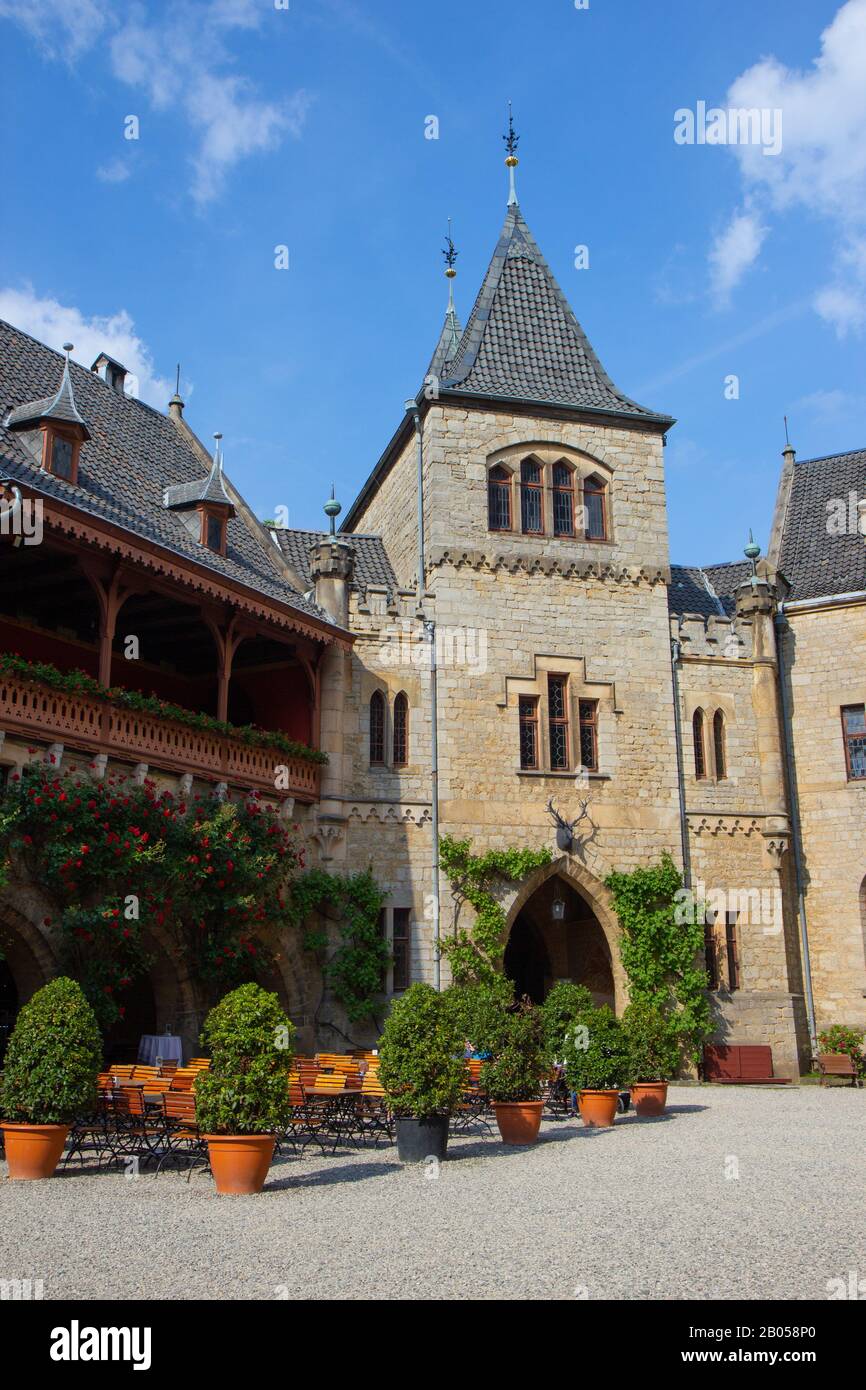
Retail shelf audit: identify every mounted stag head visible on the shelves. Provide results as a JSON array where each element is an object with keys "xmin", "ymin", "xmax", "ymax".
[{"xmin": 545, "ymin": 797, "xmax": 592, "ymax": 853}]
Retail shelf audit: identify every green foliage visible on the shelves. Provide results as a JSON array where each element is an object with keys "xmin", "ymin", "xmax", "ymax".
[
  {"xmin": 444, "ymin": 975, "xmax": 514, "ymax": 1056},
  {"xmin": 817, "ymin": 1024, "xmax": 865, "ymax": 1076},
  {"xmin": 481, "ymin": 999, "xmax": 547, "ymax": 1103},
  {"xmin": 0, "ymin": 764, "xmax": 304, "ymax": 1029},
  {"xmin": 0, "ymin": 977, "xmax": 101, "ymax": 1124},
  {"xmin": 0, "ymin": 653, "xmax": 326, "ymax": 763},
  {"xmin": 604, "ymin": 854, "xmax": 711, "ymax": 1067},
  {"xmin": 562, "ymin": 1004, "xmax": 630, "ymax": 1092},
  {"xmin": 622, "ymin": 999, "xmax": 680, "ymax": 1082},
  {"xmin": 378, "ymin": 983, "xmax": 466, "ymax": 1117},
  {"xmin": 291, "ymin": 868, "xmax": 389, "ymax": 1023},
  {"xmin": 439, "ymin": 835, "xmax": 552, "ymax": 985},
  {"xmin": 540, "ymin": 981, "xmax": 594, "ymax": 1064},
  {"xmin": 193, "ymin": 983, "xmax": 295, "ymax": 1135}
]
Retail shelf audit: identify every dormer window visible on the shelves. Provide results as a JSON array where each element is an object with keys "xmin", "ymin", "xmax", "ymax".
[
  {"xmin": 202, "ymin": 508, "xmax": 228, "ymax": 555},
  {"xmin": 163, "ymin": 431, "xmax": 236, "ymax": 557},
  {"xmin": 5, "ymin": 342, "xmax": 89, "ymax": 487},
  {"xmin": 48, "ymin": 430, "xmax": 76, "ymax": 481}
]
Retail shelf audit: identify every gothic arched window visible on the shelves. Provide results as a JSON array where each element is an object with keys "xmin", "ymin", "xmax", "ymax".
[
  {"xmin": 693, "ymin": 709, "xmax": 706, "ymax": 780},
  {"xmin": 552, "ymin": 462, "xmax": 575, "ymax": 537},
  {"xmin": 713, "ymin": 710, "xmax": 727, "ymax": 780},
  {"xmin": 520, "ymin": 458, "xmax": 544, "ymax": 534},
  {"xmin": 369, "ymin": 691, "xmax": 385, "ymax": 766},
  {"xmin": 583, "ymin": 474, "xmax": 608, "ymax": 541},
  {"xmin": 393, "ymin": 692, "xmax": 408, "ymax": 767},
  {"xmin": 487, "ymin": 464, "xmax": 512, "ymax": 531}
]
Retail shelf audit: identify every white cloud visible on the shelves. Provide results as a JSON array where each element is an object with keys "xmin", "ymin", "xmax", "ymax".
[
  {"xmin": 795, "ymin": 386, "xmax": 866, "ymax": 422},
  {"xmin": 0, "ymin": 0, "xmax": 107, "ymax": 61},
  {"xmin": 708, "ymin": 207, "xmax": 768, "ymax": 304},
  {"xmin": 0, "ymin": 285, "xmax": 173, "ymax": 408},
  {"xmin": 0, "ymin": 0, "xmax": 307, "ymax": 204},
  {"xmin": 96, "ymin": 157, "xmax": 131, "ymax": 184},
  {"xmin": 716, "ymin": 0, "xmax": 866, "ymax": 332}
]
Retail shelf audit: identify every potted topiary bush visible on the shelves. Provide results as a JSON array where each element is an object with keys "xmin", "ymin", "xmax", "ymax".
[
  {"xmin": 0, "ymin": 976, "xmax": 101, "ymax": 1179},
  {"xmin": 482, "ymin": 998, "xmax": 548, "ymax": 1144},
  {"xmin": 194, "ymin": 983, "xmax": 295, "ymax": 1194},
  {"xmin": 562, "ymin": 1004, "xmax": 630, "ymax": 1129},
  {"xmin": 623, "ymin": 999, "xmax": 680, "ymax": 1116},
  {"xmin": 444, "ymin": 974, "xmax": 514, "ymax": 1058},
  {"xmin": 378, "ymin": 982, "xmax": 466, "ymax": 1163},
  {"xmin": 540, "ymin": 980, "xmax": 594, "ymax": 1064}
]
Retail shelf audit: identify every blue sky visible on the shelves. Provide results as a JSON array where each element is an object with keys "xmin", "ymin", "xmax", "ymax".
[{"xmin": 0, "ymin": 0, "xmax": 864, "ymax": 566}]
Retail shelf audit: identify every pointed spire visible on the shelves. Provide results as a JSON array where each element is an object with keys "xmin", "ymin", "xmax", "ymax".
[
  {"xmin": 5, "ymin": 340, "xmax": 90, "ymax": 437},
  {"xmin": 441, "ymin": 218, "xmax": 461, "ymax": 360},
  {"xmin": 503, "ymin": 101, "xmax": 519, "ymax": 206}
]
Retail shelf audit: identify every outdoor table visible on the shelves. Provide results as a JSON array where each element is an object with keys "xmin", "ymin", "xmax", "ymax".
[{"xmin": 138, "ymin": 1034, "xmax": 183, "ymax": 1066}]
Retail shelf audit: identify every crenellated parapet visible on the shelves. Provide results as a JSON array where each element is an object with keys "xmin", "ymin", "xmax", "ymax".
[{"xmin": 672, "ymin": 611, "xmax": 754, "ymax": 662}]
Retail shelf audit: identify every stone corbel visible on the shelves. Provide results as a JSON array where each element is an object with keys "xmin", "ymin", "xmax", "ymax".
[{"xmin": 310, "ymin": 819, "xmax": 345, "ymax": 862}]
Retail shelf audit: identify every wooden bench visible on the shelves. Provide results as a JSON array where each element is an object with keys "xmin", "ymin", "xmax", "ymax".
[
  {"xmin": 703, "ymin": 1043, "xmax": 791, "ymax": 1084},
  {"xmin": 816, "ymin": 1053, "xmax": 862, "ymax": 1087}
]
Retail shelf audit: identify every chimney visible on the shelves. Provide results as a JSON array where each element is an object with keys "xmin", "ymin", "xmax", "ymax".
[{"xmin": 91, "ymin": 352, "xmax": 127, "ymax": 395}]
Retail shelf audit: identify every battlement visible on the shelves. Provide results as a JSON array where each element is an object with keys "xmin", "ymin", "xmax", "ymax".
[{"xmin": 672, "ymin": 610, "xmax": 754, "ymax": 662}]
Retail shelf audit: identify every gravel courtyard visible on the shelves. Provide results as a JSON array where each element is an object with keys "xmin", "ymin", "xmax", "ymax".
[{"xmin": 2, "ymin": 1084, "xmax": 864, "ymax": 1301}]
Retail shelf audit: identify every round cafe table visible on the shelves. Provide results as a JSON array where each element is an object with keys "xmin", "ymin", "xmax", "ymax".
[{"xmin": 138, "ymin": 1034, "xmax": 183, "ymax": 1066}]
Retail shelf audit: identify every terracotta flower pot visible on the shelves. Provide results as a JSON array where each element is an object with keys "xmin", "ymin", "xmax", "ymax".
[
  {"xmin": 630, "ymin": 1082, "xmax": 668, "ymax": 1117},
  {"xmin": 1, "ymin": 1122, "xmax": 69, "ymax": 1179},
  {"xmin": 493, "ymin": 1100, "xmax": 544, "ymax": 1145},
  {"xmin": 205, "ymin": 1134, "xmax": 275, "ymax": 1194},
  {"xmin": 577, "ymin": 1090, "xmax": 619, "ymax": 1129}
]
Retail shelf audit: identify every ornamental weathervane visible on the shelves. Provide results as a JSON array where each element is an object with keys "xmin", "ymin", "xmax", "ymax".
[{"xmin": 503, "ymin": 101, "xmax": 519, "ymax": 206}]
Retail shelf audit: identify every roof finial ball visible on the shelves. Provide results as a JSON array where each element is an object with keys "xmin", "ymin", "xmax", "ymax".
[
  {"xmin": 443, "ymin": 218, "xmax": 458, "ymax": 280},
  {"xmin": 503, "ymin": 101, "xmax": 519, "ymax": 206},
  {"xmin": 324, "ymin": 483, "xmax": 342, "ymax": 537},
  {"xmin": 744, "ymin": 529, "xmax": 761, "ymax": 579},
  {"xmin": 62, "ymin": 342, "xmax": 73, "ymax": 357}
]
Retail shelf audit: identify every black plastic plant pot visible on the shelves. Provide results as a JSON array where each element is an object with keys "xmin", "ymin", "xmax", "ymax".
[{"xmin": 395, "ymin": 1114, "xmax": 450, "ymax": 1164}]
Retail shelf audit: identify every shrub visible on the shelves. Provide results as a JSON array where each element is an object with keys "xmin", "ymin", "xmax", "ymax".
[
  {"xmin": 562, "ymin": 1005, "xmax": 630, "ymax": 1092},
  {"xmin": 193, "ymin": 983, "xmax": 295, "ymax": 1135},
  {"xmin": 482, "ymin": 999, "xmax": 547, "ymax": 1103},
  {"xmin": 444, "ymin": 974, "xmax": 514, "ymax": 1057},
  {"xmin": 623, "ymin": 999, "xmax": 680, "ymax": 1082},
  {"xmin": 817, "ymin": 1024, "xmax": 865, "ymax": 1077},
  {"xmin": 378, "ymin": 983, "xmax": 466, "ymax": 1118},
  {"xmin": 540, "ymin": 981, "xmax": 594, "ymax": 1064},
  {"xmin": 0, "ymin": 976, "xmax": 101, "ymax": 1124}
]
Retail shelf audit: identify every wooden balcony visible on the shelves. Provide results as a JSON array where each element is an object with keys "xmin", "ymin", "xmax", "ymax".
[{"xmin": 0, "ymin": 672, "xmax": 320, "ymax": 801}]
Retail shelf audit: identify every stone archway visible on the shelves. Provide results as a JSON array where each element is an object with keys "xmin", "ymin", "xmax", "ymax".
[
  {"xmin": 0, "ymin": 898, "xmax": 59, "ymax": 1060},
  {"xmin": 502, "ymin": 857, "xmax": 628, "ymax": 1013}
]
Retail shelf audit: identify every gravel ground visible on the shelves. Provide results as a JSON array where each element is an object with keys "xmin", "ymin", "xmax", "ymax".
[{"xmin": 1, "ymin": 1084, "xmax": 864, "ymax": 1301}]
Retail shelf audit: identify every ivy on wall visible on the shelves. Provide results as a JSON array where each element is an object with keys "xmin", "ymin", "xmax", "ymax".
[
  {"xmin": 438, "ymin": 835, "xmax": 553, "ymax": 985},
  {"xmin": 0, "ymin": 653, "xmax": 327, "ymax": 764},
  {"xmin": 604, "ymin": 854, "xmax": 711, "ymax": 1064},
  {"xmin": 290, "ymin": 868, "xmax": 390, "ymax": 1026}
]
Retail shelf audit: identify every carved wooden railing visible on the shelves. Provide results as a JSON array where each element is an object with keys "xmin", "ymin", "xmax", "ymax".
[{"xmin": 0, "ymin": 673, "xmax": 319, "ymax": 801}]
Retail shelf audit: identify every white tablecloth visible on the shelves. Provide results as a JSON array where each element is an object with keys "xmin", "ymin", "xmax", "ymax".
[{"xmin": 138, "ymin": 1034, "xmax": 183, "ymax": 1066}]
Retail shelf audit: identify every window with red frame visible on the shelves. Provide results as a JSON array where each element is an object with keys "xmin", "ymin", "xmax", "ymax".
[
  {"xmin": 519, "ymin": 695, "xmax": 539, "ymax": 769},
  {"xmin": 487, "ymin": 465, "xmax": 512, "ymax": 531},
  {"xmin": 583, "ymin": 475, "xmax": 607, "ymax": 540},
  {"xmin": 520, "ymin": 458, "xmax": 543, "ymax": 534},
  {"xmin": 552, "ymin": 462, "xmax": 575, "ymax": 537},
  {"xmin": 369, "ymin": 691, "xmax": 385, "ymax": 765}
]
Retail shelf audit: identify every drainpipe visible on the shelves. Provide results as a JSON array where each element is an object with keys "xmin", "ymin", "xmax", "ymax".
[
  {"xmin": 774, "ymin": 604, "xmax": 818, "ymax": 1054},
  {"xmin": 423, "ymin": 617, "xmax": 441, "ymax": 991},
  {"xmin": 405, "ymin": 400, "xmax": 425, "ymax": 605},
  {"xmin": 670, "ymin": 631, "xmax": 692, "ymax": 888},
  {"xmin": 405, "ymin": 400, "xmax": 441, "ymax": 990}
]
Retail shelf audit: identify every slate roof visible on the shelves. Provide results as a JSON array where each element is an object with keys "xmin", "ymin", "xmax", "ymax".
[
  {"xmin": 0, "ymin": 318, "xmax": 339, "ymax": 630},
  {"xmin": 275, "ymin": 528, "xmax": 401, "ymax": 594},
  {"xmin": 437, "ymin": 203, "xmax": 674, "ymax": 425},
  {"xmin": 668, "ymin": 561, "xmax": 751, "ymax": 618},
  {"xmin": 777, "ymin": 447, "xmax": 866, "ymax": 602}
]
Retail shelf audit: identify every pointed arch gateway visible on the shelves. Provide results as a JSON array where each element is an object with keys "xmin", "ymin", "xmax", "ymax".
[{"xmin": 501, "ymin": 857, "xmax": 628, "ymax": 1013}]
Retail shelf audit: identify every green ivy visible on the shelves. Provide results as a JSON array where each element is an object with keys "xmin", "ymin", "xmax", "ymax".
[
  {"xmin": 604, "ymin": 854, "xmax": 711, "ymax": 1066},
  {"xmin": 290, "ymin": 868, "xmax": 390, "ymax": 1025},
  {"xmin": 439, "ymin": 835, "xmax": 552, "ymax": 985},
  {"xmin": 0, "ymin": 653, "xmax": 327, "ymax": 764}
]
